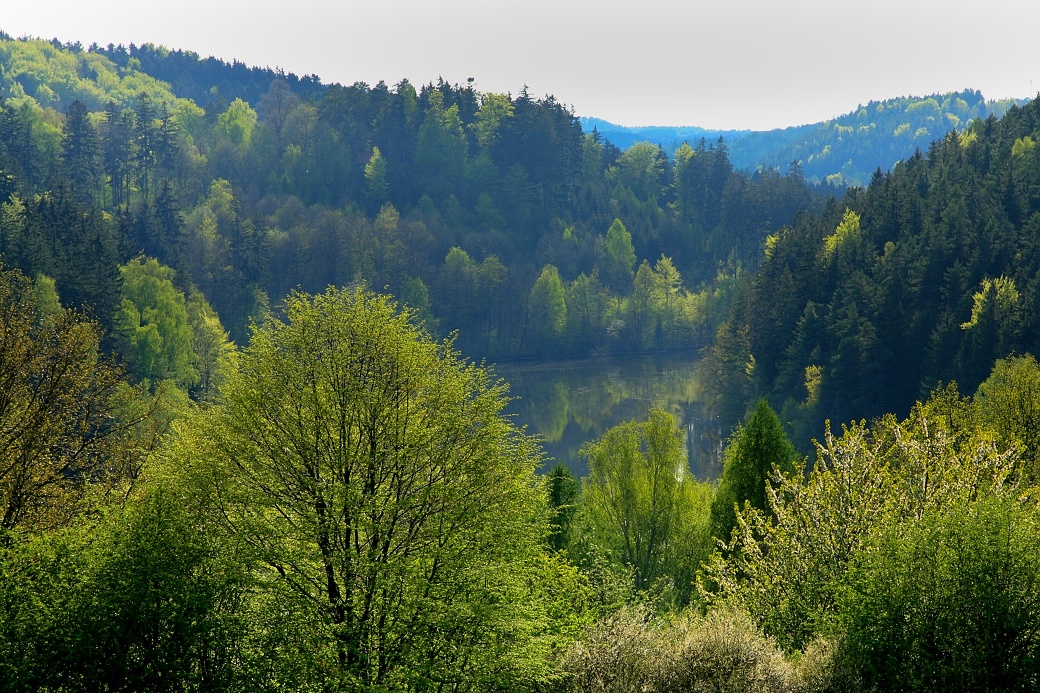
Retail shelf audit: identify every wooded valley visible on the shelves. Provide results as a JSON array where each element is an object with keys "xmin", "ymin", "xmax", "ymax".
[{"xmin": 3, "ymin": 34, "xmax": 1040, "ymax": 692}]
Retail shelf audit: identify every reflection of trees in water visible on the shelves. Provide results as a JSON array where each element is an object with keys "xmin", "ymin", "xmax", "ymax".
[
  {"xmin": 569, "ymin": 375, "xmax": 625, "ymax": 433},
  {"xmin": 497, "ymin": 355, "xmax": 729, "ymax": 480},
  {"xmin": 527, "ymin": 382, "xmax": 569, "ymax": 443}
]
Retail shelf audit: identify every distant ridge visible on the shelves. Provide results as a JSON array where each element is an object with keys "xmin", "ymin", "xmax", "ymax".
[
  {"xmin": 579, "ymin": 116, "xmax": 750, "ymax": 152},
  {"xmin": 586, "ymin": 91, "xmax": 1029, "ymax": 186}
]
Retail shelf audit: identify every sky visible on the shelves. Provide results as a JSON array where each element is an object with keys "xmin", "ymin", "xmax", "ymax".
[{"xmin": 3, "ymin": 0, "xmax": 1038, "ymax": 131}]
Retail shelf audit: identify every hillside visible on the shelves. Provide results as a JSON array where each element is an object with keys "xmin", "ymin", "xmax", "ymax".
[
  {"xmin": 703, "ymin": 96, "xmax": 1040, "ymax": 448},
  {"xmin": 6, "ymin": 29, "xmax": 1040, "ymax": 693},
  {"xmin": 590, "ymin": 91, "xmax": 1027, "ymax": 186},
  {"xmin": 0, "ymin": 34, "xmax": 825, "ymax": 370}
]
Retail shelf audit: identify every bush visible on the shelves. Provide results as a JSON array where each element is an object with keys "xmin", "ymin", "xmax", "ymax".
[
  {"xmin": 560, "ymin": 606, "xmax": 659, "ymax": 693},
  {"xmin": 560, "ymin": 604, "xmax": 800, "ymax": 693},
  {"xmin": 841, "ymin": 496, "xmax": 1040, "ymax": 691},
  {"xmin": 656, "ymin": 604, "xmax": 793, "ymax": 693}
]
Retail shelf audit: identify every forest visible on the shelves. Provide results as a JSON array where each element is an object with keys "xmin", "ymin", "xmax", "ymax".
[{"xmin": 3, "ymin": 32, "xmax": 1040, "ymax": 691}]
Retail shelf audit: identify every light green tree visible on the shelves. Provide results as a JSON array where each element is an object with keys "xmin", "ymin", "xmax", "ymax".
[
  {"xmin": 216, "ymin": 98, "xmax": 258, "ymax": 146},
  {"xmin": 363, "ymin": 146, "xmax": 389, "ymax": 209},
  {"xmin": 577, "ymin": 408, "xmax": 713, "ymax": 603},
  {"xmin": 974, "ymin": 354, "xmax": 1040, "ymax": 485},
  {"xmin": 163, "ymin": 286, "xmax": 576, "ymax": 690},
  {"xmin": 116, "ymin": 257, "xmax": 198, "ymax": 391},
  {"xmin": 185, "ymin": 288, "xmax": 235, "ymax": 401},
  {"xmin": 603, "ymin": 218, "xmax": 637, "ymax": 293},
  {"xmin": 527, "ymin": 264, "xmax": 567, "ymax": 353},
  {"xmin": 473, "ymin": 92, "xmax": 514, "ymax": 152},
  {"xmin": 616, "ymin": 141, "xmax": 667, "ymax": 201}
]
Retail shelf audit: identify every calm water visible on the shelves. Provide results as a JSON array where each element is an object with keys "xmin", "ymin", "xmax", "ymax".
[{"xmin": 493, "ymin": 353, "xmax": 727, "ymax": 481}]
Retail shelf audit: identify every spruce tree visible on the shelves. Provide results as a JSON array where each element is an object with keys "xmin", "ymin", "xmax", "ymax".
[{"xmin": 710, "ymin": 399, "xmax": 796, "ymax": 545}]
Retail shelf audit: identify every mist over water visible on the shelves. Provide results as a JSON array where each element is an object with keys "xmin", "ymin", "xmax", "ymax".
[{"xmin": 494, "ymin": 353, "xmax": 726, "ymax": 480}]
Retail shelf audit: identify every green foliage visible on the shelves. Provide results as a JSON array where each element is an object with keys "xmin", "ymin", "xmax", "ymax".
[
  {"xmin": 117, "ymin": 257, "xmax": 198, "ymax": 390},
  {"xmin": 185, "ymin": 287, "xmax": 235, "ymax": 400},
  {"xmin": 974, "ymin": 354, "xmax": 1040, "ymax": 485},
  {"xmin": 820, "ymin": 208, "xmax": 861, "ymax": 262},
  {"xmin": 0, "ymin": 38, "xmax": 184, "ymax": 111},
  {"xmin": 615, "ymin": 142, "xmax": 667, "ymax": 201},
  {"xmin": 528, "ymin": 264, "xmax": 568, "ymax": 353},
  {"xmin": 715, "ymin": 95, "xmax": 1040, "ymax": 439},
  {"xmin": 0, "ymin": 265, "xmax": 130, "ymax": 532},
  {"xmin": 602, "ymin": 218, "xmax": 636, "ymax": 293},
  {"xmin": 216, "ymin": 98, "xmax": 258, "ymax": 146},
  {"xmin": 547, "ymin": 462, "xmax": 579, "ymax": 552},
  {"xmin": 576, "ymin": 408, "xmax": 713, "ymax": 604},
  {"xmin": 710, "ymin": 399, "xmax": 796, "ymax": 545},
  {"xmin": 842, "ymin": 496, "xmax": 1040, "ymax": 691},
  {"xmin": 474, "ymin": 92, "xmax": 514, "ymax": 152},
  {"xmin": 363, "ymin": 145, "xmax": 389, "ymax": 208},
  {"xmin": 164, "ymin": 286, "xmax": 574, "ymax": 690},
  {"xmin": 0, "ymin": 487, "xmax": 248, "ymax": 691},
  {"xmin": 703, "ymin": 393, "xmax": 1017, "ymax": 652},
  {"xmin": 0, "ymin": 37, "xmax": 831, "ymax": 361}
]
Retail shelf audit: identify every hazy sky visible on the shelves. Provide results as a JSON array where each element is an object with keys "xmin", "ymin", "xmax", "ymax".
[{"xmin": 4, "ymin": 1, "xmax": 1037, "ymax": 130}]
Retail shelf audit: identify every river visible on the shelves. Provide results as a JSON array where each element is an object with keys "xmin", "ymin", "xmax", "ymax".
[{"xmin": 493, "ymin": 352, "xmax": 727, "ymax": 481}]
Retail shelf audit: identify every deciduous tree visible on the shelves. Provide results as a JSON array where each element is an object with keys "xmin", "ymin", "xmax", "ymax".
[{"xmin": 166, "ymin": 286, "xmax": 568, "ymax": 689}]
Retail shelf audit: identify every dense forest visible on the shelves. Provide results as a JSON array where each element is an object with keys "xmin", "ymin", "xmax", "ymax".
[
  {"xmin": 0, "ymin": 35, "xmax": 828, "ymax": 366},
  {"xmin": 5, "ymin": 31, "xmax": 1040, "ymax": 692},
  {"xmin": 705, "ymin": 96, "xmax": 1040, "ymax": 450}
]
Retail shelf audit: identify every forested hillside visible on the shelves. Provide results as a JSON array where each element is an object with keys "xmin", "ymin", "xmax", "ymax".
[
  {"xmin": 704, "ymin": 96, "xmax": 1040, "ymax": 449},
  {"xmin": 591, "ymin": 91, "xmax": 1026, "ymax": 186},
  {"xmin": 0, "ymin": 35, "xmax": 825, "ymax": 371}
]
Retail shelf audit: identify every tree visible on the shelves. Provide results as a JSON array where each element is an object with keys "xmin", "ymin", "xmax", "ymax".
[
  {"xmin": 603, "ymin": 218, "xmax": 636, "ymax": 293},
  {"xmin": 527, "ymin": 264, "xmax": 567, "ymax": 354},
  {"xmin": 843, "ymin": 497, "xmax": 1040, "ymax": 691},
  {"xmin": 216, "ymin": 98, "xmax": 258, "ymax": 147},
  {"xmin": 185, "ymin": 288, "xmax": 235, "ymax": 401},
  {"xmin": 116, "ymin": 257, "xmax": 198, "ymax": 391},
  {"xmin": 0, "ymin": 486, "xmax": 249, "ymax": 691},
  {"xmin": 363, "ymin": 146, "xmax": 390, "ymax": 210},
  {"xmin": 61, "ymin": 99, "xmax": 102, "ymax": 205},
  {"xmin": 578, "ymin": 408, "xmax": 713, "ymax": 601},
  {"xmin": 165, "ymin": 286, "xmax": 568, "ymax": 690},
  {"xmin": 416, "ymin": 90, "xmax": 467, "ymax": 196},
  {"xmin": 710, "ymin": 399, "xmax": 796, "ymax": 544},
  {"xmin": 702, "ymin": 401, "xmax": 1016, "ymax": 652},
  {"xmin": 0, "ymin": 266, "xmax": 127, "ymax": 532},
  {"xmin": 973, "ymin": 354, "xmax": 1040, "ymax": 485},
  {"xmin": 615, "ymin": 141, "xmax": 667, "ymax": 202},
  {"xmin": 547, "ymin": 462, "xmax": 579, "ymax": 552}
]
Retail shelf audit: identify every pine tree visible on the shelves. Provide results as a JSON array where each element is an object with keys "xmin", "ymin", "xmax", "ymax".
[{"xmin": 710, "ymin": 399, "xmax": 796, "ymax": 545}]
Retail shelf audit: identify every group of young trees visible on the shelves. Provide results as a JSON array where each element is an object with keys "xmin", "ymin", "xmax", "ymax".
[
  {"xmin": 0, "ymin": 273, "xmax": 588, "ymax": 691},
  {"xmin": 550, "ymin": 354, "xmax": 1040, "ymax": 691}
]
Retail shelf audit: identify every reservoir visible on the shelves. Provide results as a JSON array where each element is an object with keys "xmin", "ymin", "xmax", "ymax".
[{"xmin": 493, "ymin": 352, "xmax": 728, "ymax": 481}]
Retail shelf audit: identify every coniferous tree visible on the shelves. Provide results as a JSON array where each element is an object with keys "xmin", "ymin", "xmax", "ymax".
[{"xmin": 710, "ymin": 399, "xmax": 797, "ymax": 545}]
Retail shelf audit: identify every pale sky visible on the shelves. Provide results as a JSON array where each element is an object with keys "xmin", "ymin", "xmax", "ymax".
[{"xmin": 3, "ymin": 1, "xmax": 1037, "ymax": 130}]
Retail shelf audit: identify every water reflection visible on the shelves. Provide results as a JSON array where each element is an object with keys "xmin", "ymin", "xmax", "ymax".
[{"xmin": 494, "ymin": 353, "xmax": 726, "ymax": 480}]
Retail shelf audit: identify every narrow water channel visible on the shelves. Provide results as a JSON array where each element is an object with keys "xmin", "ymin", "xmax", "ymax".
[{"xmin": 493, "ymin": 353, "xmax": 727, "ymax": 481}]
